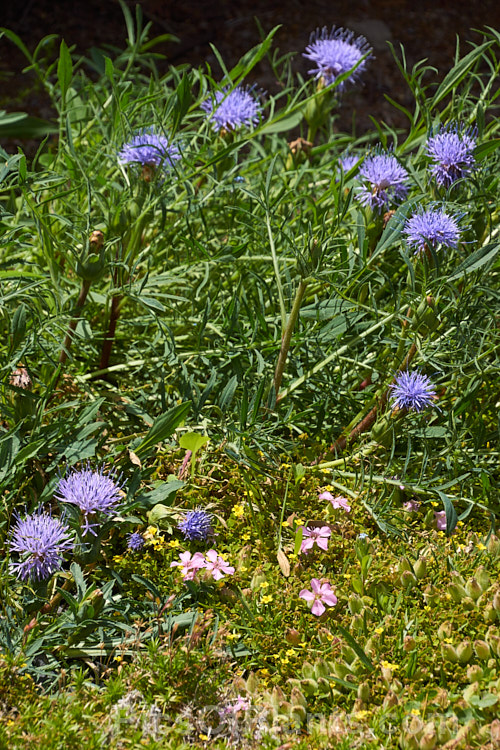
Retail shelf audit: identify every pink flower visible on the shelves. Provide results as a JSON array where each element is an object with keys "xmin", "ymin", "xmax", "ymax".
[
  {"xmin": 299, "ymin": 578, "xmax": 338, "ymax": 616},
  {"xmin": 170, "ymin": 550, "xmax": 206, "ymax": 581},
  {"xmin": 434, "ymin": 510, "xmax": 447, "ymax": 532},
  {"xmin": 300, "ymin": 525, "xmax": 331, "ymax": 553},
  {"xmin": 319, "ymin": 491, "xmax": 351, "ymax": 512},
  {"xmin": 403, "ymin": 499, "xmax": 421, "ymax": 513},
  {"xmin": 204, "ymin": 549, "xmax": 235, "ymax": 581}
]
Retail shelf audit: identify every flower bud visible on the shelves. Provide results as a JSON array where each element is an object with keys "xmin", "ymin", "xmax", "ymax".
[
  {"xmin": 437, "ymin": 621, "xmax": 453, "ymax": 641},
  {"xmin": 403, "ymin": 635, "xmax": 416, "ymax": 652},
  {"xmin": 474, "ymin": 640, "xmax": 491, "ymax": 660},
  {"xmin": 357, "ymin": 681, "xmax": 371, "ymax": 702},
  {"xmin": 441, "ymin": 643, "xmax": 458, "ymax": 663},
  {"xmin": 348, "ymin": 593, "xmax": 363, "ymax": 615},
  {"xmin": 285, "ymin": 628, "xmax": 301, "ymax": 646},
  {"xmin": 492, "ymin": 590, "xmax": 500, "ymax": 612},
  {"xmin": 487, "ymin": 535, "xmax": 500, "ymax": 555},
  {"xmin": 466, "ymin": 664, "xmax": 483, "ymax": 682},
  {"xmin": 423, "ymin": 584, "xmax": 439, "ymax": 607},
  {"xmin": 475, "ymin": 566, "xmax": 490, "ymax": 591},
  {"xmin": 457, "ymin": 640, "xmax": 473, "ymax": 664},
  {"xmin": 400, "ymin": 570, "xmax": 417, "ymax": 589},
  {"xmin": 413, "ymin": 558, "xmax": 427, "ymax": 579},
  {"xmin": 465, "ymin": 578, "xmax": 482, "ymax": 601},
  {"xmin": 463, "ymin": 681, "xmax": 480, "ymax": 703},
  {"xmin": 447, "ymin": 582, "xmax": 468, "ymax": 604},
  {"xmin": 484, "ymin": 604, "xmax": 497, "ymax": 623},
  {"xmin": 383, "ymin": 690, "xmax": 398, "ymax": 709},
  {"xmin": 419, "ymin": 722, "xmax": 437, "ymax": 750}
]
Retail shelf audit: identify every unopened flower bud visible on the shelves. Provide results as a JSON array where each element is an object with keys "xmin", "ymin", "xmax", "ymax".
[
  {"xmin": 437, "ymin": 621, "xmax": 453, "ymax": 641},
  {"xmin": 348, "ymin": 593, "xmax": 363, "ymax": 615},
  {"xmin": 474, "ymin": 640, "xmax": 491, "ymax": 660},
  {"xmin": 457, "ymin": 640, "xmax": 473, "ymax": 664},
  {"xmin": 475, "ymin": 566, "xmax": 490, "ymax": 591},
  {"xmin": 492, "ymin": 590, "xmax": 500, "ymax": 612},
  {"xmin": 403, "ymin": 635, "xmax": 416, "ymax": 652},
  {"xmin": 441, "ymin": 643, "xmax": 458, "ymax": 663},
  {"xmin": 413, "ymin": 558, "xmax": 427, "ymax": 579},
  {"xmin": 419, "ymin": 722, "xmax": 437, "ymax": 750},
  {"xmin": 357, "ymin": 681, "xmax": 371, "ymax": 702},
  {"xmin": 285, "ymin": 628, "xmax": 301, "ymax": 646},
  {"xmin": 484, "ymin": 604, "xmax": 497, "ymax": 623},
  {"xmin": 467, "ymin": 664, "xmax": 483, "ymax": 682},
  {"xmin": 89, "ymin": 230, "xmax": 104, "ymax": 251},
  {"xmin": 465, "ymin": 578, "xmax": 483, "ymax": 601},
  {"xmin": 487, "ymin": 535, "xmax": 500, "ymax": 555}
]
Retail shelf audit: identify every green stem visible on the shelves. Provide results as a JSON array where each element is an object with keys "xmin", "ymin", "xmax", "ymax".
[
  {"xmin": 274, "ymin": 278, "xmax": 308, "ymax": 399},
  {"xmin": 266, "ymin": 211, "xmax": 287, "ymax": 333},
  {"xmin": 58, "ymin": 279, "xmax": 92, "ymax": 366}
]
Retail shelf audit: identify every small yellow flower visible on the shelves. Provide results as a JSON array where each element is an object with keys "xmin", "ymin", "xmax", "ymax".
[
  {"xmin": 431, "ymin": 501, "xmax": 439, "ymax": 507},
  {"xmin": 381, "ymin": 660, "xmax": 399, "ymax": 671},
  {"xmin": 374, "ymin": 627, "xmax": 384, "ymax": 635},
  {"xmin": 226, "ymin": 633, "xmax": 240, "ymax": 641},
  {"xmin": 242, "ymin": 533, "xmax": 251, "ymax": 541},
  {"xmin": 477, "ymin": 542, "xmax": 486, "ymax": 551},
  {"xmin": 113, "ymin": 555, "xmax": 124, "ymax": 563},
  {"xmin": 232, "ymin": 504, "xmax": 245, "ymax": 518},
  {"xmin": 145, "ymin": 525, "xmax": 158, "ymax": 538},
  {"xmin": 286, "ymin": 649, "xmax": 296, "ymax": 657},
  {"xmin": 259, "ymin": 581, "xmax": 269, "ymax": 589},
  {"xmin": 199, "ymin": 734, "xmax": 210, "ymax": 741},
  {"xmin": 240, "ymin": 565, "xmax": 248, "ymax": 573},
  {"xmin": 281, "ymin": 521, "xmax": 290, "ymax": 527},
  {"xmin": 280, "ymin": 657, "xmax": 290, "ymax": 665},
  {"xmin": 260, "ymin": 668, "xmax": 270, "ymax": 675},
  {"xmin": 262, "ymin": 595, "xmax": 273, "ymax": 604},
  {"xmin": 444, "ymin": 637, "xmax": 453, "ymax": 644},
  {"xmin": 169, "ymin": 539, "xmax": 180, "ymax": 548},
  {"xmin": 410, "ymin": 708, "xmax": 420, "ymax": 716},
  {"xmin": 294, "ymin": 518, "xmax": 305, "ymax": 527}
]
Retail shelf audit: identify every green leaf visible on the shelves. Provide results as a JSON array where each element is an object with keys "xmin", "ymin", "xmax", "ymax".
[
  {"xmin": 134, "ymin": 479, "xmax": 185, "ymax": 508},
  {"xmin": 475, "ymin": 138, "xmax": 500, "ymax": 160},
  {"xmin": 430, "ymin": 40, "xmax": 493, "ymax": 108},
  {"xmin": 337, "ymin": 625, "xmax": 374, "ymax": 671},
  {"xmin": 448, "ymin": 242, "xmax": 499, "ymax": 281},
  {"xmin": 435, "ymin": 490, "xmax": 458, "ymax": 535},
  {"xmin": 179, "ymin": 432, "xmax": 209, "ymax": 454},
  {"xmin": 57, "ymin": 40, "xmax": 73, "ymax": 105},
  {"xmin": 70, "ymin": 562, "xmax": 86, "ymax": 600},
  {"xmin": 133, "ymin": 402, "xmax": 191, "ymax": 459},
  {"xmin": 258, "ymin": 109, "xmax": 304, "ymax": 135}
]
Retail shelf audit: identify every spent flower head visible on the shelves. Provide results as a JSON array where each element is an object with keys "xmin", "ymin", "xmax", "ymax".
[
  {"xmin": 118, "ymin": 128, "xmax": 181, "ymax": 169},
  {"xmin": 426, "ymin": 125, "xmax": 476, "ymax": 187},
  {"xmin": 202, "ymin": 85, "xmax": 262, "ymax": 132},
  {"xmin": 178, "ymin": 508, "xmax": 213, "ymax": 541},
  {"xmin": 299, "ymin": 578, "xmax": 338, "ymax": 616},
  {"xmin": 55, "ymin": 464, "xmax": 124, "ymax": 536},
  {"xmin": 389, "ymin": 370, "xmax": 436, "ymax": 412},
  {"xmin": 304, "ymin": 26, "xmax": 372, "ymax": 89},
  {"xmin": 9, "ymin": 510, "xmax": 73, "ymax": 582},
  {"xmin": 404, "ymin": 206, "xmax": 461, "ymax": 254},
  {"xmin": 357, "ymin": 152, "xmax": 410, "ymax": 211}
]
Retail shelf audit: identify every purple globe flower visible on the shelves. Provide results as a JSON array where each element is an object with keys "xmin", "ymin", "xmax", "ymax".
[
  {"xmin": 337, "ymin": 153, "xmax": 360, "ymax": 178},
  {"xmin": 404, "ymin": 207, "xmax": 461, "ymax": 254},
  {"xmin": 304, "ymin": 26, "xmax": 372, "ymax": 90},
  {"xmin": 9, "ymin": 510, "xmax": 73, "ymax": 582},
  {"xmin": 178, "ymin": 508, "xmax": 213, "ymax": 542},
  {"xmin": 357, "ymin": 153, "xmax": 410, "ymax": 211},
  {"xmin": 127, "ymin": 531, "xmax": 145, "ymax": 551},
  {"xmin": 201, "ymin": 85, "xmax": 262, "ymax": 132},
  {"xmin": 55, "ymin": 464, "xmax": 124, "ymax": 536},
  {"xmin": 389, "ymin": 371, "xmax": 436, "ymax": 412},
  {"xmin": 118, "ymin": 129, "xmax": 181, "ymax": 169},
  {"xmin": 426, "ymin": 126, "xmax": 476, "ymax": 188}
]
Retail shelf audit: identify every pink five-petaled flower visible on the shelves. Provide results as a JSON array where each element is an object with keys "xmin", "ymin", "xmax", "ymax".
[
  {"xmin": 299, "ymin": 578, "xmax": 338, "ymax": 616},
  {"xmin": 434, "ymin": 510, "xmax": 447, "ymax": 532},
  {"xmin": 300, "ymin": 526, "xmax": 331, "ymax": 554},
  {"xmin": 319, "ymin": 490, "xmax": 351, "ymax": 513},
  {"xmin": 204, "ymin": 549, "xmax": 235, "ymax": 581},
  {"xmin": 170, "ymin": 550, "xmax": 206, "ymax": 581}
]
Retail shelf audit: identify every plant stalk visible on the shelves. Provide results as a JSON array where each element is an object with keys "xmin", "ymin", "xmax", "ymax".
[{"xmin": 274, "ymin": 278, "xmax": 308, "ymax": 400}]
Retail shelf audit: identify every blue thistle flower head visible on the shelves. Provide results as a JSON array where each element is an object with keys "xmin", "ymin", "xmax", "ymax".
[
  {"xmin": 336, "ymin": 153, "xmax": 360, "ymax": 180},
  {"xmin": 426, "ymin": 125, "xmax": 476, "ymax": 188},
  {"xmin": 357, "ymin": 152, "xmax": 410, "ymax": 211},
  {"xmin": 304, "ymin": 26, "xmax": 373, "ymax": 90},
  {"xmin": 9, "ymin": 510, "xmax": 74, "ymax": 582},
  {"xmin": 55, "ymin": 464, "xmax": 125, "ymax": 536},
  {"xmin": 127, "ymin": 531, "xmax": 145, "ymax": 551},
  {"xmin": 389, "ymin": 371, "xmax": 436, "ymax": 412},
  {"xmin": 178, "ymin": 508, "xmax": 213, "ymax": 542},
  {"xmin": 201, "ymin": 85, "xmax": 262, "ymax": 132},
  {"xmin": 404, "ymin": 206, "xmax": 461, "ymax": 254},
  {"xmin": 118, "ymin": 128, "xmax": 181, "ymax": 169}
]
